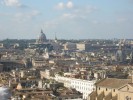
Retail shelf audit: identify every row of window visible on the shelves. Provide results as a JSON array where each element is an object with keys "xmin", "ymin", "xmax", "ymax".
[
  {"xmin": 98, "ymin": 87, "xmax": 115, "ymax": 92},
  {"xmin": 73, "ymin": 85, "xmax": 93, "ymax": 91},
  {"xmin": 72, "ymin": 82, "xmax": 93, "ymax": 86}
]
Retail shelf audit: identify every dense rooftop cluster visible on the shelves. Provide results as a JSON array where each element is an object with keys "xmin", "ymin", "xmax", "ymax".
[{"xmin": 0, "ymin": 31, "xmax": 133, "ymax": 100}]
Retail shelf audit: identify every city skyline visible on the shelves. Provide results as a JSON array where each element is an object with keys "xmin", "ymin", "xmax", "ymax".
[{"xmin": 0, "ymin": 0, "xmax": 133, "ymax": 39}]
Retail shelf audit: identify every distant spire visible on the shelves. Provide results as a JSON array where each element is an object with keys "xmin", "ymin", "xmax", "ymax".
[
  {"xmin": 54, "ymin": 32, "xmax": 58, "ymax": 43},
  {"xmin": 41, "ymin": 29, "xmax": 43, "ymax": 34},
  {"xmin": 119, "ymin": 40, "xmax": 122, "ymax": 50},
  {"xmin": 55, "ymin": 33, "xmax": 57, "ymax": 40}
]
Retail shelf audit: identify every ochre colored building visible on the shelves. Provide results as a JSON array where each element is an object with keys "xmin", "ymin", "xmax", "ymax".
[{"xmin": 88, "ymin": 78, "xmax": 133, "ymax": 100}]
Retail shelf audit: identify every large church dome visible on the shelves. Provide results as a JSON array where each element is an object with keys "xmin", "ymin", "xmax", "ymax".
[{"xmin": 36, "ymin": 30, "xmax": 47, "ymax": 43}]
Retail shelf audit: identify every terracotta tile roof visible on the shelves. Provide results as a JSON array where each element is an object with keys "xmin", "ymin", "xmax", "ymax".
[{"xmin": 96, "ymin": 78, "xmax": 131, "ymax": 88}]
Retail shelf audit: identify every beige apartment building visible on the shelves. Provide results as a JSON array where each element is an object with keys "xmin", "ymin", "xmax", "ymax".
[
  {"xmin": 118, "ymin": 83, "xmax": 133, "ymax": 100},
  {"xmin": 88, "ymin": 77, "xmax": 133, "ymax": 100}
]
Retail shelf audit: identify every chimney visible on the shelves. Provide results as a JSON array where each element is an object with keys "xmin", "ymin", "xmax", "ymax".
[{"xmin": 9, "ymin": 80, "xmax": 11, "ymax": 87}]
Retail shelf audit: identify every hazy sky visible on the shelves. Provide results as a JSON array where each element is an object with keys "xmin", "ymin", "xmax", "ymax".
[{"xmin": 0, "ymin": 0, "xmax": 133, "ymax": 39}]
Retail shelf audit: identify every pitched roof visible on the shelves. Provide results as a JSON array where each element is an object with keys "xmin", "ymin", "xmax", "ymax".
[
  {"xmin": 96, "ymin": 78, "xmax": 131, "ymax": 88},
  {"xmin": 128, "ymin": 83, "xmax": 133, "ymax": 87}
]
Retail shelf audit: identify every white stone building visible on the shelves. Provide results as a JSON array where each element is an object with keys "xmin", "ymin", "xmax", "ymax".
[
  {"xmin": 76, "ymin": 43, "xmax": 90, "ymax": 51},
  {"xmin": 55, "ymin": 75, "xmax": 96, "ymax": 99}
]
